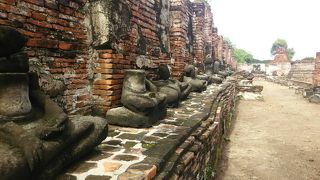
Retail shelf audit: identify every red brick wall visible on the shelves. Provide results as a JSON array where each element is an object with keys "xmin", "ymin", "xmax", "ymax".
[
  {"xmin": 91, "ymin": 0, "xmax": 171, "ymax": 114},
  {"xmin": 169, "ymin": 0, "xmax": 193, "ymax": 79},
  {"xmin": 217, "ymin": 35, "xmax": 224, "ymax": 61},
  {"xmin": 212, "ymin": 27, "xmax": 219, "ymax": 60},
  {"xmin": 0, "ymin": 0, "xmax": 227, "ymax": 115},
  {"xmin": 314, "ymin": 52, "xmax": 320, "ymax": 86},
  {"xmin": 191, "ymin": 1, "xmax": 205, "ymax": 69},
  {"xmin": 224, "ymin": 43, "xmax": 229, "ymax": 64},
  {"xmin": 289, "ymin": 60, "xmax": 315, "ymax": 84},
  {"xmin": 0, "ymin": 0, "xmax": 91, "ymax": 114},
  {"xmin": 204, "ymin": 4, "xmax": 213, "ymax": 59}
]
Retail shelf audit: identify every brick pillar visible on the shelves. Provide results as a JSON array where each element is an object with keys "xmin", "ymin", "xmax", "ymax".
[
  {"xmin": 192, "ymin": 1, "xmax": 206, "ymax": 69},
  {"xmin": 226, "ymin": 45, "xmax": 232, "ymax": 65},
  {"xmin": 204, "ymin": 5, "xmax": 213, "ymax": 59},
  {"xmin": 169, "ymin": 0, "xmax": 193, "ymax": 79},
  {"xmin": 314, "ymin": 52, "xmax": 320, "ymax": 86},
  {"xmin": 217, "ymin": 35, "xmax": 224, "ymax": 61},
  {"xmin": 213, "ymin": 27, "xmax": 219, "ymax": 60},
  {"xmin": 224, "ymin": 43, "xmax": 229, "ymax": 64}
]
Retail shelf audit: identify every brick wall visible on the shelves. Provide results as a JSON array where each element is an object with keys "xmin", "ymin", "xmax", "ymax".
[
  {"xmin": 191, "ymin": 1, "xmax": 205, "ymax": 69},
  {"xmin": 87, "ymin": 0, "xmax": 172, "ymax": 114},
  {"xmin": 204, "ymin": 4, "xmax": 213, "ymax": 60},
  {"xmin": 0, "ymin": 0, "xmax": 92, "ymax": 114},
  {"xmin": 157, "ymin": 81, "xmax": 237, "ymax": 179},
  {"xmin": 314, "ymin": 52, "xmax": 320, "ymax": 86},
  {"xmin": 217, "ymin": 35, "xmax": 224, "ymax": 61},
  {"xmin": 213, "ymin": 27, "xmax": 219, "ymax": 60},
  {"xmin": 0, "ymin": 0, "xmax": 232, "ymax": 115},
  {"xmin": 224, "ymin": 43, "xmax": 229, "ymax": 64},
  {"xmin": 169, "ymin": 0, "xmax": 193, "ymax": 79},
  {"xmin": 288, "ymin": 60, "xmax": 315, "ymax": 84}
]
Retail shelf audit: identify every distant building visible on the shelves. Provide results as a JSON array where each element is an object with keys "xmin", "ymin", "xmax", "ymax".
[{"xmin": 270, "ymin": 48, "xmax": 291, "ymax": 76}]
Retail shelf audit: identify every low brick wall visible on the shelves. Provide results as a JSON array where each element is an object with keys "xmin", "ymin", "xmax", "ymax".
[
  {"xmin": 156, "ymin": 81, "xmax": 237, "ymax": 179},
  {"xmin": 288, "ymin": 60, "xmax": 315, "ymax": 85},
  {"xmin": 61, "ymin": 79, "xmax": 238, "ymax": 179}
]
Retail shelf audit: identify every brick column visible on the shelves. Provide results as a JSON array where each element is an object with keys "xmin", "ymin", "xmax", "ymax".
[
  {"xmin": 224, "ymin": 43, "xmax": 229, "ymax": 64},
  {"xmin": 213, "ymin": 27, "xmax": 219, "ymax": 60},
  {"xmin": 204, "ymin": 5, "xmax": 213, "ymax": 59},
  {"xmin": 314, "ymin": 52, "xmax": 320, "ymax": 87},
  {"xmin": 217, "ymin": 35, "xmax": 224, "ymax": 61},
  {"xmin": 169, "ymin": 0, "xmax": 193, "ymax": 79},
  {"xmin": 192, "ymin": 1, "xmax": 206, "ymax": 69}
]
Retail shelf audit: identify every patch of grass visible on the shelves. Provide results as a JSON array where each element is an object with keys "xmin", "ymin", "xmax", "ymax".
[{"xmin": 142, "ymin": 142, "xmax": 156, "ymax": 149}]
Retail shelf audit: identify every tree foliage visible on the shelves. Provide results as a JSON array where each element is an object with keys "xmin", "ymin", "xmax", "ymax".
[
  {"xmin": 287, "ymin": 48, "xmax": 295, "ymax": 60},
  {"xmin": 270, "ymin": 38, "xmax": 295, "ymax": 60},
  {"xmin": 232, "ymin": 48, "xmax": 253, "ymax": 64}
]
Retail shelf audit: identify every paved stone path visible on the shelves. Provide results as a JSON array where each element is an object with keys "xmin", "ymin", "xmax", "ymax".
[
  {"xmin": 59, "ymin": 83, "xmax": 229, "ymax": 180},
  {"xmin": 217, "ymin": 80, "xmax": 320, "ymax": 180}
]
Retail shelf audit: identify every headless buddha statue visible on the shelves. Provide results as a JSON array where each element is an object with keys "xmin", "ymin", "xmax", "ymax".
[
  {"xmin": 151, "ymin": 64, "xmax": 191, "ymax": 107},
  {"xmin": 183, "ymin": 65, "xmax": 207, "ymax": 92},
  {"xmin": 106, "ymin": 69, "xmax": 167, "ymax": 128},
  {"xmin": 0, "ymin": 26, "xmax": 108, "ymax": 180},
  {"xmin": 203, "ymin": 58, "xmax": 223, "ymax": 84}
]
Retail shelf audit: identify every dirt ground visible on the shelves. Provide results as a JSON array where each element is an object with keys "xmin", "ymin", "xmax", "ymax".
[{"xmin": 216, "ymin": 80, "xmax": 320, "ymax": 180}]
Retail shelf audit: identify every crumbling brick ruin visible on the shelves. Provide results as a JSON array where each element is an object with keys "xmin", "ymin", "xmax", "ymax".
[
  {"xmin": 0, "ymin": 0, "xmax": 236, "ymax": 115},
  {"xmin": 0, "ymin": 0, "xmax": 243, "ymax": 179},
  {"xmin": 313, "ymin": 52, "xmax": 320, "ymax": 86}
]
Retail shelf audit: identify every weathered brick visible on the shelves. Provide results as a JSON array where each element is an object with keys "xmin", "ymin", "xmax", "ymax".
[
  {"xmin": 27, "ymin": 39, "xmax": 59, "ymax": 48},
  {"xmin": 31, "ymin": 11, "xmax": 47, "ymax": 21}
]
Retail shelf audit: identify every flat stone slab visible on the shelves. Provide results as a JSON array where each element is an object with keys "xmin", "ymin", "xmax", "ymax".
[{"xmin": 62, "ymin": 82, "xmax": 233, "ymax": 180}]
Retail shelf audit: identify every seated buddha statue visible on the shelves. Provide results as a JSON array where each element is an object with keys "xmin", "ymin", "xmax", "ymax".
[
  {"xmin": 183, "ymin": 65, "xmax": 207, "ymax": 92},
  {"xmin": 0, "ymin": 26, "xmax": 108, "ymax": 180},
  {"xmin": 106, "ymin": 69, "xmax": 167, "ymax": 128}
]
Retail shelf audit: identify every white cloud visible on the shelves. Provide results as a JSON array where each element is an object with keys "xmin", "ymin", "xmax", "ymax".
[{"xmin": 210, "ymin": 0, "xmax": 320, "ymax": 60}]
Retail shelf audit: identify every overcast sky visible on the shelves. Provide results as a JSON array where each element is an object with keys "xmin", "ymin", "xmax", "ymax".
[{"xmin": 210, "ymin": 0, "xmax": 320, "ymax": 60}]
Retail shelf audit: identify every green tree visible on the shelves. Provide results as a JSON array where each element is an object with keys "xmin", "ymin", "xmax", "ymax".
[
  {"xmin": 270, "ymin": 38, "xmax": 295, "ymax": 60},
  {"xmin": 232, "ymin": 48, "xmax": 253, "ymax": 64},
  {"xmin": 287, "ymin": 48, "xmax": 295, "ymax": 60}
]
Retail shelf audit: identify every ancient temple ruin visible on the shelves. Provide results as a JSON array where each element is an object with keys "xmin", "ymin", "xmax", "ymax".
[{"xmin": 0, "ymin": 0, "xmax": 319, "ymax": 179}]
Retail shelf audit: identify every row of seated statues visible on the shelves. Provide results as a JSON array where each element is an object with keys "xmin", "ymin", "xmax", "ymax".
[
  {"xmin": 106, "ymin": 58, "xmax": 233, "ymax": 128},
  {"xmin": 0, "ymin": 26, "xmax": 108, "ymax": 179},
  {"xmin": 0, "ymin": 26, "xmax": 233, "ymax": 179}
]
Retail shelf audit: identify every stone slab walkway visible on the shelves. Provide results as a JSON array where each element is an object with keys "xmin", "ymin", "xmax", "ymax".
[{"xmin": 217, "ymin": 80, "xmax": 320, "ymax": 180}]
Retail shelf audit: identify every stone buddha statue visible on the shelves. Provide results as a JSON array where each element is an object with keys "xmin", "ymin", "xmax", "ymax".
[
  {"xmin": 203, "ymin": 58, "xmax": 223, "ymax": 84},
  {"xmin": 0, "ymin": 26, "xmax": 108, "ymax": 180},
  {"xmin": 183, "ymin": 64, "xmax": 207, "ymax": 92},
  {"xmin": 106, "ymin": 69, "xmax": 167, "ymax": 128},
  {"xmin": 213, "ymin": 60, "xmax": 229, "ymax": 78},
  {"xmin": 151, "ymin": 64, "xmax": 191, "ymax": 107},
  {"xmin": 195, "ymin": 64, "xmax": 213, "ymax": 85}
]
